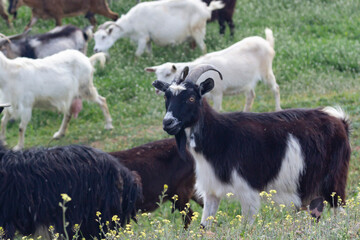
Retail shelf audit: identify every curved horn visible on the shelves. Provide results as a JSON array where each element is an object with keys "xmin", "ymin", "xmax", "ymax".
[
  {"xmin": 176, "ymin": 66, "xmax": 189, "ymax": 84},
  {"xmin": 97, "ymin": 21, "xmax": 122, "ymax": 30},
  {"xmin": 184, "ymin": 64, "xmax": 223, "ymax": 84}
]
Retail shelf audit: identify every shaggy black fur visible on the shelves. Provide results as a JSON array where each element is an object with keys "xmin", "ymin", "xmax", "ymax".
[{"xmin": 0, "ymin": 143, "xmax": 142, "ymax": 239}]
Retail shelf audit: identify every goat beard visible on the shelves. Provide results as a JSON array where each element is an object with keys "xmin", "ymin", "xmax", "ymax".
[
  {"xmin": 70, "ymin": 97, "xmax": 83, "ymax": 119},
  {"xmin": 175, "ymin": 129, "xmax": 188, "ymax": 161}
]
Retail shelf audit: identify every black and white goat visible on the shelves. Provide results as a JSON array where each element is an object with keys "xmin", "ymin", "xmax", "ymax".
[
  {"xmin": 0, "ymin": 105, "xmax": 142, "ymax": 239},
  {"xmin": 153, "ymin": 65, "xmax": 351, "ymax": 227},
  {"xmin": 0, "ymin": 25, "xmax": 93, "ymax": 59}
]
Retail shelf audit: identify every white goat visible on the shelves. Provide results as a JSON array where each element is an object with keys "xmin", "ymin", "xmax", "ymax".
[
  {"xmin": 0, "ymin": 49, "xmax": 113, "ymax": 150},
  {"xmin": 146, "ymin": 28, "xmax": 281, "ymax": 112},
  {"xmin": 93, "ymin": 0, "xmax": 224, "ymax": 56}
]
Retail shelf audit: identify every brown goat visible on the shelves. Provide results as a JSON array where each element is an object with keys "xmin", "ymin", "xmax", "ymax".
[
  {"xmin": 8, "ymin": 0, "xmax": 118, "ymax": 28},
  {"xmin": 0, "ymin": 0, "xmax": 11, "ymax": 27},
  {"xmin": 109, "ymin": 138, "xmax": 202, "ymax": 228}
]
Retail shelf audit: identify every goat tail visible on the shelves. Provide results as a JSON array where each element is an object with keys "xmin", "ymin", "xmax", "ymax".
[
  {"xmin": 265, "ymin": 28, "xmax": 275, "ymax": 49},
  {"xmin": 89, "ymin": 52, "xmax": 107, "ymax": 68},
  {"xmin": 208, "ymin": 0, "xmax": 225, "ymax": 12},
  {"xmin": 119, "ymin": 170, "xmax": 143, "ymax": 227}
]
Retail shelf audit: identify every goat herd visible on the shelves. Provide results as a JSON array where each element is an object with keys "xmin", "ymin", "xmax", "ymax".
[{"xmin": 0, "ymin": 0, "xmax": 352, "ymax": 239}]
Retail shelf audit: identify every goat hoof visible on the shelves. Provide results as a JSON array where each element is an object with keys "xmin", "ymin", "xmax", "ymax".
[
  {"xmin": 53, "ymin": 131, "xmax": 65, "ymax": 139},
  {"xmin": 105, "ymin": 123, "xmax": 114, "ymax": 130}
]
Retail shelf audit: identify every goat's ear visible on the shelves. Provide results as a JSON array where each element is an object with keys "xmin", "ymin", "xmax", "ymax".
[
  {"xmin": 171, "ymin": 65, "xmax": 177, "ymax": 73},
  {"xmin": 144, "ymin": 67, "xmax": 156, "ymax": 72},
  {"xmin": 199, "ymin": 78, "xmax": 214, "ymax": 95},
  {"xmin": 152, "ymin": 80, "xmax": 170, "ymax": 92}
]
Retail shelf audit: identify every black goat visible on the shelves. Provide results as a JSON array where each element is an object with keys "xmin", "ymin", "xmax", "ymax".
[
  {"xmin": 202, "ymin": 0, "xmax": 237, "ymax": 36},
  {"xmin": 109, "ymin": 138, "xmax": 202, "ymax": 228},
  {"xmin": 0, "ymin": 104, "xmax": 141, "ymax": 239},
  {"xmin": 153, "ymin": 65, "xmax": 351, "ymax": 227}
]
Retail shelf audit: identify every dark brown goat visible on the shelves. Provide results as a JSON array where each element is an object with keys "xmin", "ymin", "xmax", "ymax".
[
  {"xmin": 203, "ymin": 0, "xmax": 236, "ymax": 36},
  {"xmin": 109, "ymin": 138, "xmax": 201, "ymax": 228},
  {"xmin": 8, "ymin": 0, "xmax": 118, "ymax": 29}
]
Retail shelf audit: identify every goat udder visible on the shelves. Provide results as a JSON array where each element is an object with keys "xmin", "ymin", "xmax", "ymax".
[{"xmin": 71, "ymin": 97, "xmax": 83, "ymax": 119}]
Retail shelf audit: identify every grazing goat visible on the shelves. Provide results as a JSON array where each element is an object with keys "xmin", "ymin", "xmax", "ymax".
[
  {"xmin": 202, "ymin": 0, "xmax": 237, "ymax": 36},
  {"xmin": 109, "ymin": 138, "xmax": 201, "ymax": 228},
  {"xmin": 153, "ymin": 65, "xmax": 351, "ymax": 227},
  {"xmin": 146, "ymin": 28, "xmax": 280, "ymax": 112},
  {"xmin": 0, "ymin": 25, "xmax": 93, "ymax": 59},
  {"xmin": 0, "ymin": 0, "xmax": 11, "ymax": 27},
  {"xmin": 0, "ymin": 49, "xmax": 113, "ymax": 150},
  {"xmin": 8, "ymin": 0, "xmax": 118, "ymax": 29},
  {"xmin": 0, "ymin": 109, "xmax": 141, "ymax": 239},
  {"xmin": 93, "ymin": 0, "xmax": 224, "ymax": 56}
]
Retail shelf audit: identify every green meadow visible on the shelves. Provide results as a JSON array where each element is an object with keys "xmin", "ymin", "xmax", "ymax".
[{"xmin": 0, "ymin": 0, "xmax": 359, "ymax": 238}]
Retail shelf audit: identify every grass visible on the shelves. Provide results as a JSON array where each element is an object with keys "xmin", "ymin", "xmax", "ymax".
[{"xmin": 0, "ymin": 0, "xmax": 360, "ymax": 239}]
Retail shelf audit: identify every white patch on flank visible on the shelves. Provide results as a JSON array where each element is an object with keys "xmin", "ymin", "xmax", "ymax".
[
  {"xmin": 185, "ymin": 128, "xmax": 260, "ymax": 225},
  {"xmin": 265, "ymin": 134, "xmax": 305, "ymax": 208},
  {"xmin": 29, "ymin": 39, "xmax": 42, "ymax": 48},
  {"xmin": 169, "ymin": 83, "xmax": 186, "ymax": 95},
  {"xmin": 322, "ymin": 106, "xmax": 348, "ymax": 121}
]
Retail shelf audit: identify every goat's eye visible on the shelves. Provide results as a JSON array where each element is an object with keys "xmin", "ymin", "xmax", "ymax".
[
  {"xmin": 165, "ymin": 73, "xmax": 171, "ymax": 77},
  {"xmin": 102, "ymin": 36, "xmax": 106, "ymax": 40},
  {"xmin": 189, "ymin": 97, "xmax": 195, "ymax": 103}
]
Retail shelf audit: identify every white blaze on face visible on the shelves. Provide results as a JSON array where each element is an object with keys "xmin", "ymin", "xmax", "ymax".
[{"xmin": 169, "ymin": 83, "xmax": 186, "ymax": 95}]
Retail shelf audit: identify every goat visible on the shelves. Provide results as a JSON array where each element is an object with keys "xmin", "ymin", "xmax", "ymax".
[
  {"xmin": 109, "ymin": 138, "xmax": 202, "ymax": 228},
  {"xmin": 0, "ymin": 0, "xmax": 11, "ymax": 27},
  {"xmin": 8, "ymin": 0, "xmax": 118, "ymax": 29},
  {"xmin": 202, "ymin": 0, "xmax": 237, "ymax": 36},
  {"xmin": 93, "ymin": 0, "xmax": 224, "ymax": 56},
  {"xmin": 153, "ymin": 64, "xmax": 351, "ymax": 227},
  {"xmin": 0, "ymin": 49, "xmax": 113, "ymax": 150},
  {"xmin": 0, "ymin": 107, "xmax": 141, "ymax": 239},
  {"xmin": 0, "ymin": 25, "xmax": 93, "ymax": 59},
  {"xmin": 146, "ymin": 28, "xmax": 280, "ymax": 112}
]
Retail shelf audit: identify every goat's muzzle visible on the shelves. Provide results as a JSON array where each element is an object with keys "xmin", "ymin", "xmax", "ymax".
[{"xmin": 163, "ymin": 118, "xmax": 181, "ymax": 135}]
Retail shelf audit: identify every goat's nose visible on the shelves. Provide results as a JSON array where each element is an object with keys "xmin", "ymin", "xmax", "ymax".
[
  {"xmin": 163, "ymin": 118, "xmax": 175, "ymax": 128},
  {"xmin": 94, "ymin": 48, "xmax": 99, "ymax": 53}
]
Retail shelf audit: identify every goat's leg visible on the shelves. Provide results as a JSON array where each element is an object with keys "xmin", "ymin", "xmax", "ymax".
[
  {"xmin": 238, "ymin": 190, "xmax": 261, "ymax": 224},
  {"xmin": 54, "ymin": 17, "xmax": 62, "ymax": 26},
  {"xmin": 135, "ymin": 38, "xmax": 148, "ymax": 57},
  {"xmin": 227, "ymin": 18, "xmax": 235, "ymax": 37},
  {"xmin": 53, "ymin": 113, "xmax": 72, "ymax": 139},
  {"xmin": 244, "ymin": 89, "xmax": 255, "ymax": 112},
  {"xmin": 200, "ymin": 194, "xmax": 220, "ymax": 229},
  {"xmin": 218, "ymin": 15, "xmax": 226, "ymax": 35},
  {"xmin": 95, "ymin": 95, "xmax": 113, "ymax": 130},
  {"xmin": 85, "ymin": 12, "xmax": 97, "ymax": 26},
  {"xmin": 0, "ymin": 110, "xmax": 11, "ymax": 144},
  {"xmin": 14, "ymin": 110, "xmax": 32, "ymax": 151},
  {"xmin": 265, "ymin": 71, "xmax": 281, "ymax": 111},
  {"xmin": 192, "ymin": 27, "xmax": 207, "ymax": 53}
]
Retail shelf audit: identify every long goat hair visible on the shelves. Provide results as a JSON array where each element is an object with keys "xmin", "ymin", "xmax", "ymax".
[{"xmin": 0, "ymin": 144, "xmax": 142, "ymax": 239}]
